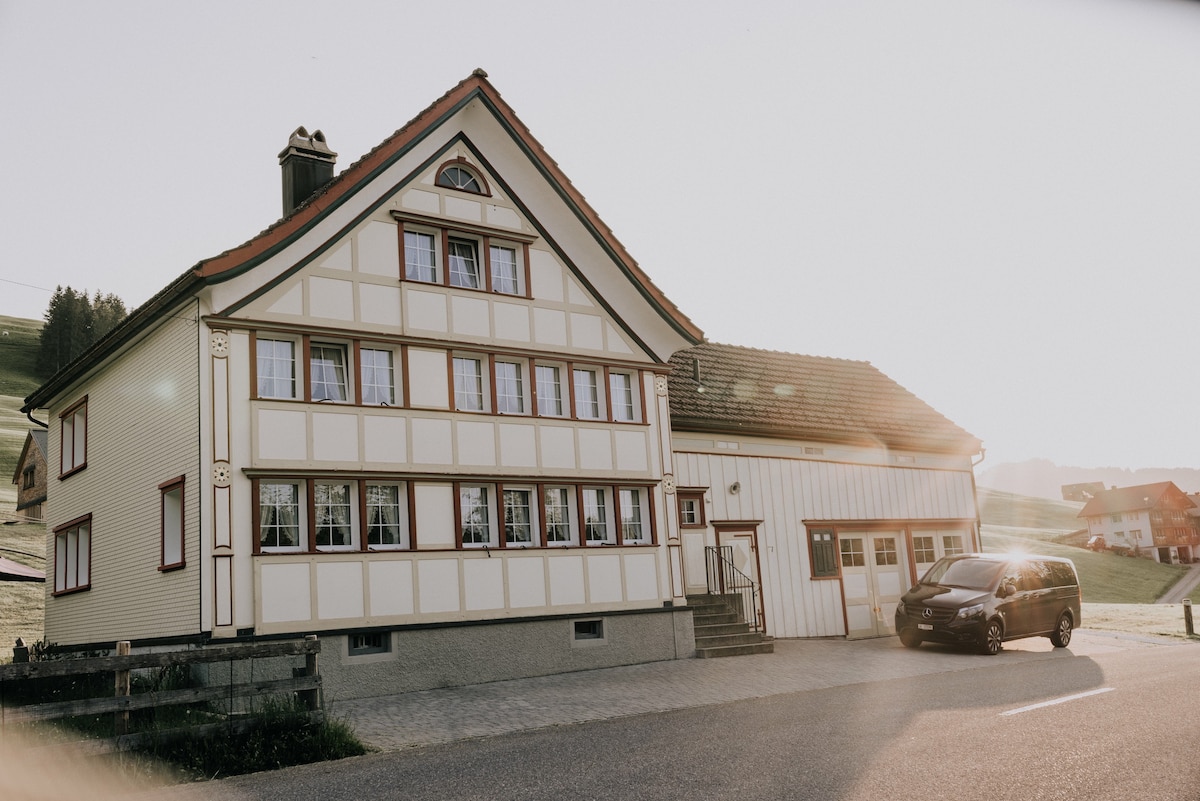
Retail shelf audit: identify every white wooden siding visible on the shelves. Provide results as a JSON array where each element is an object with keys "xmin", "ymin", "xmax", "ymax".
[
  {"xmin": 674, "ymin": 450, "xmax": 977, "ymax": 639},
  {"xmin": 45, "ymin": 303, "xmax": 201, "ymax": 645}
]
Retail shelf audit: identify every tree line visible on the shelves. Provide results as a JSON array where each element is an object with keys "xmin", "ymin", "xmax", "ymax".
[{"xmin": 38, "ymin": 286, "xmax": 127, "ymax": 377}]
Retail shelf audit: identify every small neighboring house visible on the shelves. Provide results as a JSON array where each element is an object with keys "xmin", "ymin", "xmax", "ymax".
[
  {"xmin": 1078, "ymin": 482, "xmax": 1200, "ymax": 563},
  {"xmin": 667, "ymin": 343, "xmax": 983, "ymax": 640},
  {"xmin": 21, "ymin": 71, "xmax": 984, "ymax": 696},
  {"xmin": 10, "ymin": 429, "xmax": 48, "ymax": 522}
]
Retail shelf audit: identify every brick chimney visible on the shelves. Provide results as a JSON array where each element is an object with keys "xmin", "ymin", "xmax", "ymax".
[{"xmin": 278, "ymin": 127, "xmax": 337, "ymax": 215}]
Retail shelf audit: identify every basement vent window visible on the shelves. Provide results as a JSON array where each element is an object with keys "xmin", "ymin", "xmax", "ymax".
[
  {"xmin": 803, "ymin": 447, "xmax": 824, "ymax": 456},
  {"xmin": 348, "ymin": 632, "xmax": 390, "ymax": 656},
  {"xmin": 572, "ymin": 619, "xmax": 605, "ymax": 644}
]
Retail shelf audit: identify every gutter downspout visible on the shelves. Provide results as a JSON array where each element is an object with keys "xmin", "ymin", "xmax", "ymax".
[
  {"xmin": 26, "ymin": 410, "xmax": 47, "ymax": 429},
  {"xmin": 970, "ymin": 447, "xmax": 986, "ymax": 551}
]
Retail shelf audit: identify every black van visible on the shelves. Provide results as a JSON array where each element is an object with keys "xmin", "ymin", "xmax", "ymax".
[{"xmin": 894, "ymin": 553, "xmax": 1081, "ymax": 655}]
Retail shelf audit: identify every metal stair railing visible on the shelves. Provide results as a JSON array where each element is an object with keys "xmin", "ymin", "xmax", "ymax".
[{"xmin": 704, "ymin": 545, "xmax": 764, "ymax": 633}]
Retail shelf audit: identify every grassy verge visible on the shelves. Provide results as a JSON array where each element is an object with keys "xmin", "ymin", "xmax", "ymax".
[
  {"xmin": 0, "ymin": 520, "xmax": 46, "ymax": 654},
  {"xmin": 982, "ymin": 524, "xmax": 1188, "ymax": 603},
  {"xmin": 125, "ymin": 699, "xmax": 368, "ymax": 781}
]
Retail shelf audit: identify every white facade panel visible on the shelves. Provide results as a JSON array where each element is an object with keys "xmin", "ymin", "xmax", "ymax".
[
  {"xmin": 570, "ymin": 313, "xmax": 603, "ymax": 350},
  {"xmin": 451, "ymin": 295, "xmax": 491, "ymax": 338},
  {"xmin": 498, "ymin": 423, "xmax": 538, "ymax": 468},
  {"xmin": 493, "ymin": 302, "xmax": 531, "ymax": 342},
  {"xmin": 528, "ymin": 249, "xmax": 563, "ymax": 301},
  {"xmin": 407, "ymin": 289, "xmax": 449, "ymax": 333},
  {"xmin": 624, "ymin": 553, "xmax": 660, "ymax": 601},
  {"xmin": 411, "ymin": 418, "xmax": 453, "ymax": 465},
  {"xmin": 359, "ymin": 283, "xmax": 402, "ymax": 326},
  {"xmin": 549, "ymin": 555, "xmax": 586, "ymax": 605},
  {"xmin": 507, "ymin": 558, "xmax": 547, "ymax": 607},
  {"xmin": 357, "ymin": 220, "xmax": 399, "ymax": 276},
  {"xmin": 407, "ymin": 348, "xmax": 450, "ymax": 408},
  {"xmin": 539, "ymin": 426, "xmax": 576, "ymax": 469},
  {"xmin": 363, "ymin": 415, "xmax": 408, "ymax": 464},
  {"xmin": 587, "ymin": 554, "xmax": 623, "ymax": 603},
  {"xmin": 456, "ymin": 420, "xmax": 497, "ymax": 466},
  {"xmin": 532, "ymin": 307, "xmax": 567, "ymax": 346},
  {"xmin": 418, "ymin": 559, "xmax": 460, "ymax": 613},
  {"xmin": 414, "ymin": 484, "xmax": 456, "ymax": 548},
  {"xmin": 309, "ymin": 276, "xmax": 355, "ymax": 321},
  {"xmin": 257, "ymin": 409, "xmax": 308, "ymax": 460},
  {"xmin": 369, "ymin": 560, "xmax": 415, "ymax": 617},
  {"xmin": 317, "ymin": 562, "xmax": 365, "ymax": 619},
  {"xmin": 614, "ymin": 430, "xmax": 649, "ymax": 472},
  {"xmin": 312, "ymin": 412, "xmax": 360, "ymax": 462},
  {"xmin": 261, "ymin": 563, "xmax": 312, "ymax": 624},
  {"xmin": 463, "ymin": 559, "xmax": 505, "ymax": 610},
  {"xmin": 578, "ymin": 429, "xmax": 613, "ymax": 471}
]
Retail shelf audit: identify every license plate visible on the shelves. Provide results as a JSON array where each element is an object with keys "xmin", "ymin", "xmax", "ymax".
[{"xmin": 918, "ymin": 623, "xmax": 934, "ymax": 631}]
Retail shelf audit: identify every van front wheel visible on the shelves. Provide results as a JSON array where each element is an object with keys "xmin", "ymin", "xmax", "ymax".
[
  {"xmin": 1050, "ymin": 614, "xmax": 1073, "ymax": 647},
  {"xmin": 978, "ymin": 620, "xmax": 1003, "ymax": 655}
]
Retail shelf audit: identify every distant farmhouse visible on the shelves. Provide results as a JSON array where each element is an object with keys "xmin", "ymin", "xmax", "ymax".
[
  {"xmin": 10, "ymin": 429, "xmax": 47, "ymax": 522},
  {"xmin": 21, "ymin": 71, "xmax": 982, "ymax": 696},
  {"xmin": 1078, "ymin": 482, "xmax": 1199, "ymax": 563}
]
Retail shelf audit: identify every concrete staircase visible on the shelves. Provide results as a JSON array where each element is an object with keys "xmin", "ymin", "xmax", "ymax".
[{"xmin": 688, "ymin": 593, "xmax": 774, "ymax": 658}]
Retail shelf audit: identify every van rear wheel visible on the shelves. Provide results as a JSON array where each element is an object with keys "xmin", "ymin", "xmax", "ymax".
[
  {"xmin": 978, "ymin": 620, "xmax": 1003, "ymax": 655},
  {"xmin": 1050, "ymin": 613, "xmax": 1073, "ymax": 647}
]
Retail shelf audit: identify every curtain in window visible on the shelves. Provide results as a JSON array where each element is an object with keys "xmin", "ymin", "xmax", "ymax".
[
  {"xmin": 367, "ymin": 484, "xmax": 401, "ymax": 546},
  {"xmin": 311, "ymin": 346, "xmax": 348, "ymax": 402},
  {"xmin": 315, "ymin": 483, "xmax": 352, "ymax": 547}
]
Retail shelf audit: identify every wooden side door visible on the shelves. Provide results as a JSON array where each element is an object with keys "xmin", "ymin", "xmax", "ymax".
[{"xmin": 841, "ymin": 531, "xmax": 908, "ymax": 639}]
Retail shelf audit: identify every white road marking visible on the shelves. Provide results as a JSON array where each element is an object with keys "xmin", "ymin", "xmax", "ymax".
[{"xmin": 1001, "ymin": 687, "xmax": 1115, "ymax": 716}]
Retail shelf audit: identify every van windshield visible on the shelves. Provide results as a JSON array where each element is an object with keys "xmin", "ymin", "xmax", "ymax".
[{"xmin": 921, "ymin": 558, "xmax": 1006, "ymax": 591}]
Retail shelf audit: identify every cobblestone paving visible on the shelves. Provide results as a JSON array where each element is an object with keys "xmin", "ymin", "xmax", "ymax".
[{"xmin": 332, "ymin": 630, "xmax": 1175, "ymax": 752}]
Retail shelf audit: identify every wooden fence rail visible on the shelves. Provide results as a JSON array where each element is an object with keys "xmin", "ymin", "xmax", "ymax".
[{"xmin": 0, "ymin": 636, "xmax": 322, "ymax": 752}]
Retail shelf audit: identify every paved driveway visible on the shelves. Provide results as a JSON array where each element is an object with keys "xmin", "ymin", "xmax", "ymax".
[{"xmin": 331, "ymin": 628, "xmax": 1178, "ymax": 752}]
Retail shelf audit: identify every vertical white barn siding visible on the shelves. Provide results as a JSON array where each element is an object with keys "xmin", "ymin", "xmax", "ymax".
[
  {"xmin": 675, "ymin": 451, "xmax": 977, "ymax": 638},
  {"xmin": 45, "ymin": 304, "xmax": 201, "ymax": 645}
]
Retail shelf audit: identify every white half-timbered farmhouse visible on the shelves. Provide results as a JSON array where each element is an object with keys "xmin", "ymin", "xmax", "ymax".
[{"xmin": 24, "ymin": 71, "xmax": 984, "ymax": 695}]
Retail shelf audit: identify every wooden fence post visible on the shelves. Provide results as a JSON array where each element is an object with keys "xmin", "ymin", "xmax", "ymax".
[
  {"xmin": 303, "ymin": 635, "xmax": 321, "ymax": 712},
  {"xmin": 114, "ymin": 641, "xmax": 131, "ymax": 736}
]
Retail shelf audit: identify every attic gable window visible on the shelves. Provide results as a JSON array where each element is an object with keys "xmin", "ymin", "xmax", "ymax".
[{"xmin": 437, "ymin": 164, "xmax": 484, "ymax": 194}]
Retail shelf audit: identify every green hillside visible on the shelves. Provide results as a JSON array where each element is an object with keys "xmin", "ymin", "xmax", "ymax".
[
  {"xmin": 0, "ymin": 315, "xmax": 44, "ymax": 505},
  {"xmin": 978, "ymin": 487, "xmax": 1187, "ymax": 604}
]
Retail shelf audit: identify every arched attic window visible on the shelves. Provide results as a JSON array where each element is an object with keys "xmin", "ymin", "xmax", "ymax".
[{"xmin": 436, "ymin": 161, "xmax": 489, "ymax": 195}]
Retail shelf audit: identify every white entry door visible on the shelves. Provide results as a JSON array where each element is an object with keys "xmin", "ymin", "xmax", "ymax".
[
  {"xmin": 840, "ymin": 531, "xmax": 908, "ymax": 639},
  {"xmin": 716, "ymin": 527, "xmax": 764, "ymax": 629}
]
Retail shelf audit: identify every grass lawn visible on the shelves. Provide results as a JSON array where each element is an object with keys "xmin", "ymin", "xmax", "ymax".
[
  {"xmin": 0, "ymin": 521, "xmax": 46, "ymax": 654},
  {"xmin": 982, "ymin": 524, "xmax": 1189, "ymax": 604}
]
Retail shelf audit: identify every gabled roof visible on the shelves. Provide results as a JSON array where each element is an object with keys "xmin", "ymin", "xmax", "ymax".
[
  {"xmin": 10, "ymin": 429, "xmax": 47, "ymax": 485},
  {"xmin": 667, "ymin": 342, "xmax": 982, "ymax": 455},
  {"xmin": 1077, "ymin": 482, "xmax": 1196, "ymax": 518},
  {"xmin": 24, "ymin": 69, "xmax": 701, "ymax": 414}
]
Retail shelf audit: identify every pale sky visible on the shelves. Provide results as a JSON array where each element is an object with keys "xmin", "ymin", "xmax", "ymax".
[{"xmin": 2, "ymin": 0, "xmax": 1199, "ymax": 471}]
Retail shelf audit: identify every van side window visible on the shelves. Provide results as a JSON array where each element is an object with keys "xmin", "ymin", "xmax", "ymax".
[
  {"xmin": 1026, "ymin": 561, "xmax": 1053, "ymax": 590},
  {"xmin": 1048, "ymin": 562, "xmax": 1077, "ymax": 587}
]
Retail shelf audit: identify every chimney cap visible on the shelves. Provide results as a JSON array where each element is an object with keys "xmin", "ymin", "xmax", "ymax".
[{"xmin": 278, "ymin": 126, "xmax": 337, "ymax": 164}]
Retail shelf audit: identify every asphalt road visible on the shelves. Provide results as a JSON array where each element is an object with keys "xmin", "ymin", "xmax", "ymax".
[{"xmin": 159, "ymin": 636, "xmax": 1200, "ymax": 801}]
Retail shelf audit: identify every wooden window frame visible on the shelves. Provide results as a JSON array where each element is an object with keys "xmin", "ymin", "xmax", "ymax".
[
  {"xmin": 159, "ymin": 476, "xmax": 186, "ymax": 572},
  {"xmin": 677, "ymin": 491, "xmax": 707, "ymax": 529},
  {"xmin": 808, "ymin": 527, "xmax": 839, "ymax": 579},
  {"xmin": 58, "ymin": 396, "xmax": 88, "ymax": 479},
  {"xmin": 53, "ymin": 513, "xmax": 92, "ymax": 595}
]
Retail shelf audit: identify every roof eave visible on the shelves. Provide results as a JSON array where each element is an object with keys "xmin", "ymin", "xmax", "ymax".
[{"xmin": 669, "ymin": 416, "xmax": 983, "ymax": 456}]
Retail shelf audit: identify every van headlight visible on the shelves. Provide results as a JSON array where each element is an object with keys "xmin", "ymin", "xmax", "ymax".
[
  {"xmin": 896, "ymin": 600, "xmax": 905, "ymax": 616},
  {"xmin": 955, "ymin": 603, "xmax": 984, "ymax": 621}
]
